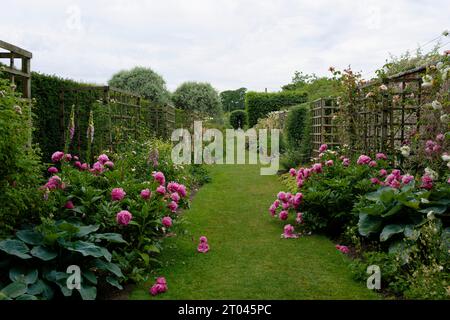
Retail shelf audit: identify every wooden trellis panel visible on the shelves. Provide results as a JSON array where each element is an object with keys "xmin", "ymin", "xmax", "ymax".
[{"xmin": 311, "ymin": 98, "xmax": 339, "ymax": 157}]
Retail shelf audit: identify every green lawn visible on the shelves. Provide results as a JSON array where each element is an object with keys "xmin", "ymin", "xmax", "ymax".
[{"xmin": 129, "ymin": 164, "xmax": 379, "ymax": 299}]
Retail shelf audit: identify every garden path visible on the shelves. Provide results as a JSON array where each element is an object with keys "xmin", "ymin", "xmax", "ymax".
[{"xmin": 130, "ymin": 164, "xmax": 379, "ymax": 299}]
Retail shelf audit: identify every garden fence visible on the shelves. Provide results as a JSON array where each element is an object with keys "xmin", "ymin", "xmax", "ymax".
[{"xmin": 311, "ymin": 64, "xmax": 449, "ymax": 157}]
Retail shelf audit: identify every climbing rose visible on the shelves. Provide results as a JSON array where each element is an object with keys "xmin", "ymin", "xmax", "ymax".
[
  {"xmin": 65, "ymin": 201, "xmax": 74, "ymax": 209},
  {"xmin": 357, "ymin": 155, "xmax": 371, "ymax": 165},
  {"xmin": 51, "ymin": 151, "xmax": 64, "ymax": 162},
  {"xmin": 279, "ymin": 210, "xmax": 288, "ymax": 220},
  {"xmin": 140, "ymin": 188, "xmax": 151, "ymax": 200},
  {"xmin": 111, "ymin": 188, "xmax": 126, "ymax": 201},
  {"xmin": 376, "ymin": 153, "xmax": 387, "ymax": 160},
  {"xmin": 98, "ymin": 154, "xmax": 109, "ymax": 164},
  {"xmin": 156, "ymin": 185, "xmax": 166, "ymax": 195},
  {"xmin": 116, "ymin": 210, "xmax": 132, "ymax": 226},
  {"xmin": 168, "ymin": 201, "xmax": 178, "ymax": 213},
  {"xmin": 319, "ymin": 144, "xmax": 328, "ymax": 153},
  {"xmin": 152, "ymin": 171, "xmax": 166, "ymax": 185},
  {"xmin": 162, "ymin": 216, "xmax": 172, "ymax": 227},
  {"xmin": 48, "ymin": 167, "xmax": 58, "ymax": 174}
]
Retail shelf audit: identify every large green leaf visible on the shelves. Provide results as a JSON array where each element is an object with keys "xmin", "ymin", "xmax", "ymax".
[
  {"xmin": 404, "ymin": 225, "xmax": 420, "ymax": 241},
  {"xmin": 0, "ymin": 239, "xmax": 31, "ymax": 259},
  {"xmin": 16, "ymin": 230, "xmax": 43, "ymax": 246},
  {"xmin": 93, "ymin": 259, "xmax": 124, "ymax": 278},
  {"xmin": 64, "ymin": 241, "xmax": 106, "ymax": 258},
  {"xmin": 358, "ymin": 213, "xmax": 383, "ymax": 236},
  {"xmin": 0, "ymin": 282, "xmax": 27, "ymax": 298},
  {"xmin": 380, "ymin": 224, "xmax": 405, "ymax": 242},
  {"xmin": 30, "ymin": 246, "xmax": 57, "ymax": 261},
  {"xmin": 9, "ymin": 267, "xmax": 38, "ymax": 284},
  {"xmin": 92, "ymin": 233, "xmax": 127, "ymax": 244},
  {"xmin": 419, "ymin": 206, "xmax": 447, "ymax": 214},
  {"xmin": 106, "ymin": 276, "xmax": 123, "ymax": 290},
  {"xmin": 16, "ymin": 294, "xmax": 38, "ymax": 300},
  {"xmin": 79, "ymin": 284, "xmax": 96, "ymax": 300},
  {"xmin": 75, "ymin": 225, "xmax": 99, "ymax": 237},
  {"xmin": 381, "ymin": 203, "xmax": 403, "ymax": 218},
  {"xmin": 82, "ymin": 270, "xmax": 97, "ymax": 285}
]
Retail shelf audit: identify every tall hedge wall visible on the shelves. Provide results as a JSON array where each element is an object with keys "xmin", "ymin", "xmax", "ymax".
[
  {"xmin": 285, "ymin": 103, "xmax": 311, "ymax": 158},
  {"xmin": 245, "ymin": 91, "xmax": 308, "ymax": 127},
  {"xmin": 31, "ymin": 72, "xmax": 99, "ymax": 161}
]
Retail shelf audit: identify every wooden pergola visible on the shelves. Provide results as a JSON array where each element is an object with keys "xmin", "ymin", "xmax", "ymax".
[{"xmin": 0, "ymin": 40, "xmax": 32, "ymax": 98}]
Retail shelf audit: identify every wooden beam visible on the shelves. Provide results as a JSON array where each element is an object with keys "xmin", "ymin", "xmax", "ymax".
[
  {"xmin": 0, "ymin": 52, "xmax": 23, "ymax": 59},
  {"xmin": 1, "ymin": 66, "xmax": 30, "ymax": 78},
  {"xmin": 0, "ymin": 40, "xmax": 32, "ymax": 58}
]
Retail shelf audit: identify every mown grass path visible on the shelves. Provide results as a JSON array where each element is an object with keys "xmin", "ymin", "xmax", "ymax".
[{"xmin": 130, "ymin": 164, "xmax": 379, "ymax": 299}]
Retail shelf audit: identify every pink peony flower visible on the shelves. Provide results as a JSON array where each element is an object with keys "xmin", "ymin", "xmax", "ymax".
[
  {"xmin": 116, "ymin": 210, "xmax": 132, "ymax": 226},
  {"xmin": 177, "ymin": 184, "xmax": 187, "ymax": 197},
  {"xmin": 277, "ymin": 191, "xmax": 287, "ymax": 201},
  {"xmin": 401, "ymin": 174, "xmax": 414, "ymax": 185},
  {"xmin": 379, "ymin": 169, "xmax": 388, "ymax": 177},
  {"xmin": 74, "ymin": 161, "xmax": 82, "ymax": 169},
  {"xmin": 198, "ymin": 236, "xmax": 210, "ymax": 253},
  {"xmin": 391, "ymin": 169, "xmax": 401, "ymax": 178},
  {"xmin": 436, "ymin": 133, "xmax": 444, "ymax": 142},
  {"xmin": 319, "ymin": 144, "xmax": 328, "ymax": 153},
  {"xmin": 312, "ymin": 163, "xmax": 323, "ymax": 173},
  {"xmin": 273, "ymin": 200, "xmax": 280, "ymax": 208},
  {"xmin": 111, "ymin": 188, "xmax": 126, "ymax": 201},
  {"xmin": 140, "ymin": 188, "xmax": 151, "ymax": 200},
  {"xmin": 104, "ymin": 161, "xmax": 114, "ymax": 169},
  {"xmin": 282, "ymin": 202, "xmax": 290, "ymax": 210},
  {"xmin": 296, "ymin": 179, "xmax": 304, "ymax": 188},
  {"xmin": 168, "ymin": 201, "xmax": 178, "ymax": 213},
  {"xmin": 326, "ymin": 160, "xmax": 334, "ymax": 166},
  {"xmin": 81, "ymin": 163, "xmax": 89, "ymax": 171},
  {"xmin": 279, "ymin": 210, "xmax": 288, "ymax": 220},
  {"xmin": 376, "ymin": 153, "xmax": 387, "ymax": 160},
  {"xmin": 98, "ymin": 154, "xmax": 109, "ymax": 164},
  {"xmin": 48, "ymin": 167, "xmax": 58, "ymax": 174},
  {"xmin": 45, "ymin": 175, "xmax": 62, "ymax": 190},
  {"xmin": 51, "ymin": 151, "xmax": 64, "ymax": 162},
  {"xmin": 369, "ymin": 160, "xmax": 377, "ymax": 167},
  {"xmin": 167, "ymin": 182, "xmax": 180, "ymax": 193},
  {"xmin": 156, "ymin": 185, "xmax": 166, "ymax": 195},
  {"xmin": 65, "ymin": 154, "xmax": 72, "ymax": 162},
  {"xmin": 292, "ymin": 192, "xmax": 303, "ymax": 208},
  {"xmin": 335, "ymin": 245, "xmax": 349, "ymax": 254},
  {"xmin": 149, "ymin": 277, "xmax": 168, "ymax": 296},
  {"xmin": 65, "ymin": 201, "xmax": 74, "ymax": 209},
  {"xmin": 282, "ymin": 224, "xmax": 299, "ymax": 239},
  {"xmin": 170, "ymin": 192, "xmax": 180, "ymax": 202},
  {"xmin": 295, "ymin": 212, "xmax": 303, "ymax": 224},
  {"xmin": 162, "ymin": 216, "xmax": 172, "ymax": 228},
  {"xmin": 269, "ymin": 205, "xmax": 277, "ymax": 216},
  {"xmin": 152, "ymin": 171, "xmax": 166, "ymax": 185},
  {"xmin": 420, "ymin": 175, "xmax": 433, "ymax": 190},
  {"xmin": 357, "ymin": 155, "xmax": 371, "ymax": 165},
  {"xmin": 73, "ymin": 155, "xmax": 79, "ymax": 161},
  {"xmin": 447, "ymin": 178, "xmax": 450, "ymax": 184},
  {"xmin": 342, "ymin": 158, "xmax": 350, "ymax": 167},
  {"xmin": 289, "ymin": 168, "xmax": 297, "ymax": 177},
  {"xmin": 389, "ymin": 180, "xmax": 401, "ymax": 189},
  {"xmin": 370, "ymin": 178, "xmax": 380, "ymax": 185},
  {"xmin": 91, "ymin": 161, "xmax": 104, "ymax": 174}
]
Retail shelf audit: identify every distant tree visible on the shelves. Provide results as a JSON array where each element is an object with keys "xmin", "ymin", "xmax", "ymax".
[
  {"xmin": 282, "ymin": 71, "xmax": 339, "ymax": 101},
  {"xmin": 229, "ymin": 110, "xmax": 248, "ymax": 129},
  {"xmin": 108, "ymin": 67, "xmax": 170, "ymax": 104},
  {"xmin": 220, "ymin": 88, "xmax": 246, "ymax": 112},
  {"xmin": 172, "ymin": 82, "xmax": 223, "ymax": 118}
]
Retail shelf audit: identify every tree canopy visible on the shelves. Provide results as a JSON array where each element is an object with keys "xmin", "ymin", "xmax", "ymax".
[{"xmin": 220, "ymin": 88, "xmax": 246, "ymax": 112}]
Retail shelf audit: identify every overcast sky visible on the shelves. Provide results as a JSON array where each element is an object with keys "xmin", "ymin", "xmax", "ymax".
[{"xmin": 1, "ymin": 0, "xmax": 449, "ymax": 92}]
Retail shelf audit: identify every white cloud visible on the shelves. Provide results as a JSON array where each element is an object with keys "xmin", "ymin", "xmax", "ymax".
[{"xmin": 0, "ymin": 0, "xmax": 448, "ymax": 92}]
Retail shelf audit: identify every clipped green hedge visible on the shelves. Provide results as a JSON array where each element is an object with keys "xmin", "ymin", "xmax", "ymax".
[
  {"xmin": 229, "ymin": 110, "xmax": 248, "ymax": 129},
  {"xmin": 245, "ymin": 91, "xmax": 307, "ymax": 127}
]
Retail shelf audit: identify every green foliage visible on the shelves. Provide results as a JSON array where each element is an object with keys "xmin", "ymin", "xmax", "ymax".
[
  {"xmin": 282, "ymin": 72, "xmax": 339, "ymax": 101},
  {"xmin": 282, "ymin": 103, "xmax": 312, "ymax": 167},
  {"xmin": 229, "ymin": 110, "xmax": 248, "ymax": 129},
  {"xmin": 172, "ymin": 81, "xmax": 223, "ymax": 118},
  {"xmin": 245, "ymin": 91, "xmax": 307, "ymax": 127},
  {"xmin": 108, "ymin": 66, "xmax": 170, "ymax": 104},
  {"xmin": 0, "ymin": 76, "xmax": 45, "ymax": 236},
  {"xmin": 0, "ymin": 219, "xmax": 125, "ymax": 300},
  {"xmin": 220, "ymin": 88, "xmax": 246, "ymax": 112}
]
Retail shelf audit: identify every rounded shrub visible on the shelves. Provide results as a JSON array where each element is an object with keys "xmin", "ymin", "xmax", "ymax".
[{"xmin": 229, "ymin": 110, "xmax": 248, "ymax": 129}]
